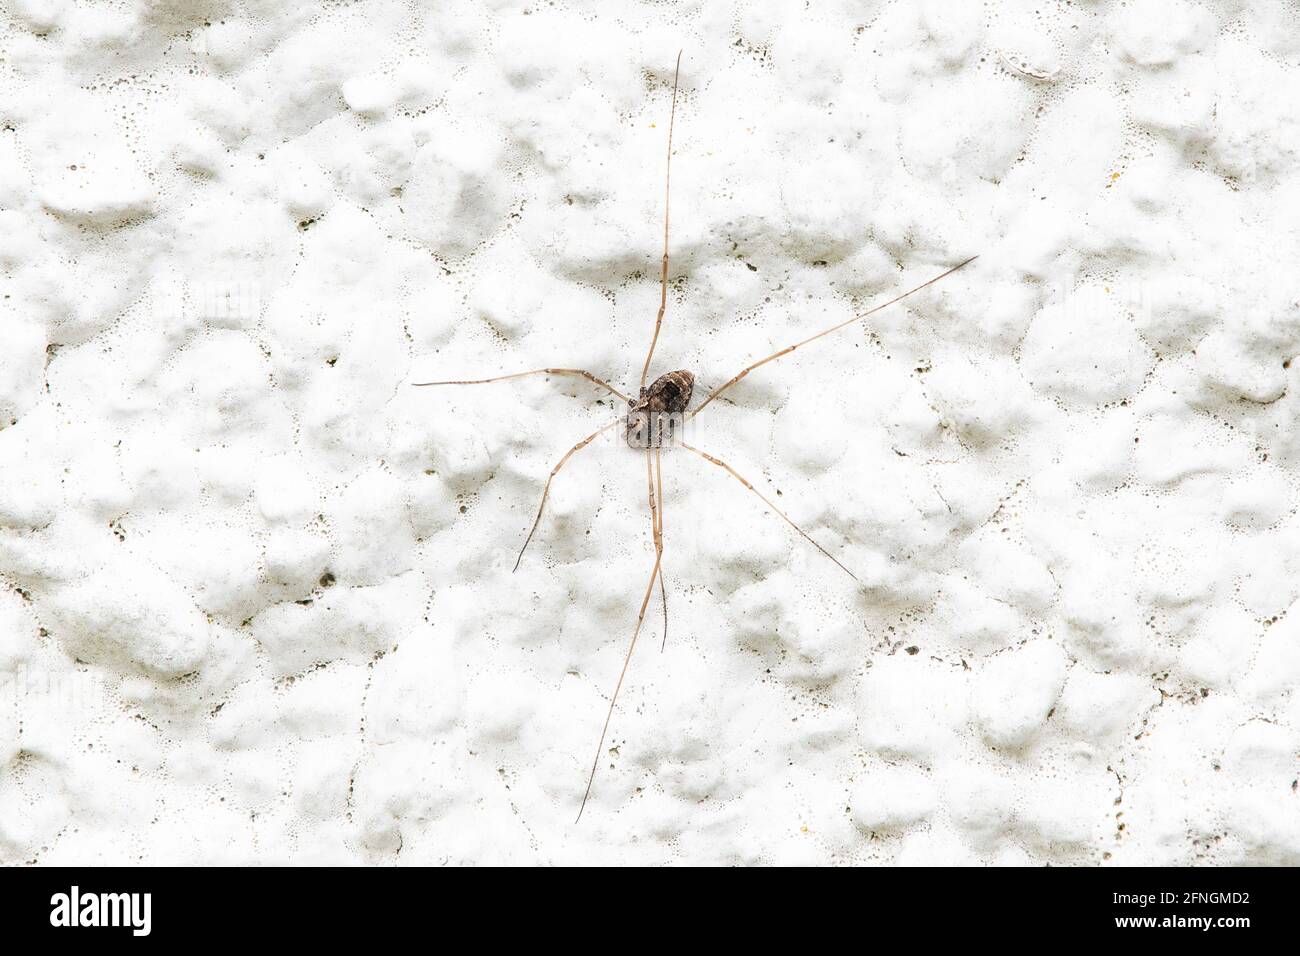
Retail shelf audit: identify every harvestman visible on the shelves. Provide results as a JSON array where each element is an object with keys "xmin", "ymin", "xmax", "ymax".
[{"xmin": 415, "ymin": 54, "xmax": 977, "ymax": 820}]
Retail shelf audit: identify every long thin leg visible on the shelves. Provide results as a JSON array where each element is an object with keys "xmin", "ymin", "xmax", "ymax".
[
  {"xmin": 513, "ymin": 419, "xmax": 619, "ymax": 572},
  {"xmin": 645, "ymin": 448, "xmax": 668, "ymax": 651},
  {"xmin": 414, "ymin": 368, "xmax": 629, "ymax": 404},
  {"xmin": 654, "ymin": 445, "xmax": 664, "ymax": 540},
  {"xmin": 689, "ymin": 256, "xmax": 978, "ymax": 418},
  {"xmin": 654, "ymin": 446, "xmax": 669, "ymax": 652},
  {"xmin": 639, "ymin": 51, "xmax": 684, "ymax": 392},
  {"xmin": 577, "ymin": 542, "xmax": 664, "ymax": 822},
  {"xmin": 679, "ymin": 441, "xmax": 859, "ymax": 582},
  {"xmin": 656, "ymin": 565, "xmax": 668, "ymax": 651}
]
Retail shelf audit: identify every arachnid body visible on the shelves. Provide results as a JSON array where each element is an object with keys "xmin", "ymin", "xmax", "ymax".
[
  {"xmin": 415, "ymin": 54, "xmax": 976, "ymax": 819},
  {"xmin": 626, "ymin": 370, "xmax": 694, "ymax": 448}
]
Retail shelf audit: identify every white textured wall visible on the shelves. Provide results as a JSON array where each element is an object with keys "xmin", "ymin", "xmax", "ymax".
[{"xmin": 1, "ymin": 0, "xmax": 1299, "ymax": 865}]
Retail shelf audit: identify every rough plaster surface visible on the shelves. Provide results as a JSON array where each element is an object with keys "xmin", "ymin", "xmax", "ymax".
[{"xmin": 1, "ymin": 0, "xmax": 1299, "ymax": 865}]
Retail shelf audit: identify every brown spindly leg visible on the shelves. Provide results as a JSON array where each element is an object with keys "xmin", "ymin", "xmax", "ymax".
[
  {"xmin": 414, "ymin": 367, "xmax": 629, "ymax": 404},
  {"xmin": 577, "ymin": 535, "xmax": 664, "ymax": 823},
  {"xmin": 513, "ymin": 419, "xmax": 620, "ymax": 572},
  {"xmin": 639, "ymin": 51, "xmax": 684, "ymax": 393},
  {"xmin": 689, "ymin": 256, "xmax": 979, "ymax": 419},
  {"xmin": 645, "ymin": 447, "xmax": 668, "ymax": 651},
  {"xmin": 680, "ymin": 441, "xmax": 859, "ymax": 583},
  {"xmin": 654, "ymin": 445, "xmax": 669, "ymax": 652},
  {"xmin": 575, "ymin": 443, "xmax": 671, "ymax": 821}
]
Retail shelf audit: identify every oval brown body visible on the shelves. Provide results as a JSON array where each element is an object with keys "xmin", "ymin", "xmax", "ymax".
[{"xmin": 626, "ymin": 370, "xmax": 694, "ymax": 448}]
